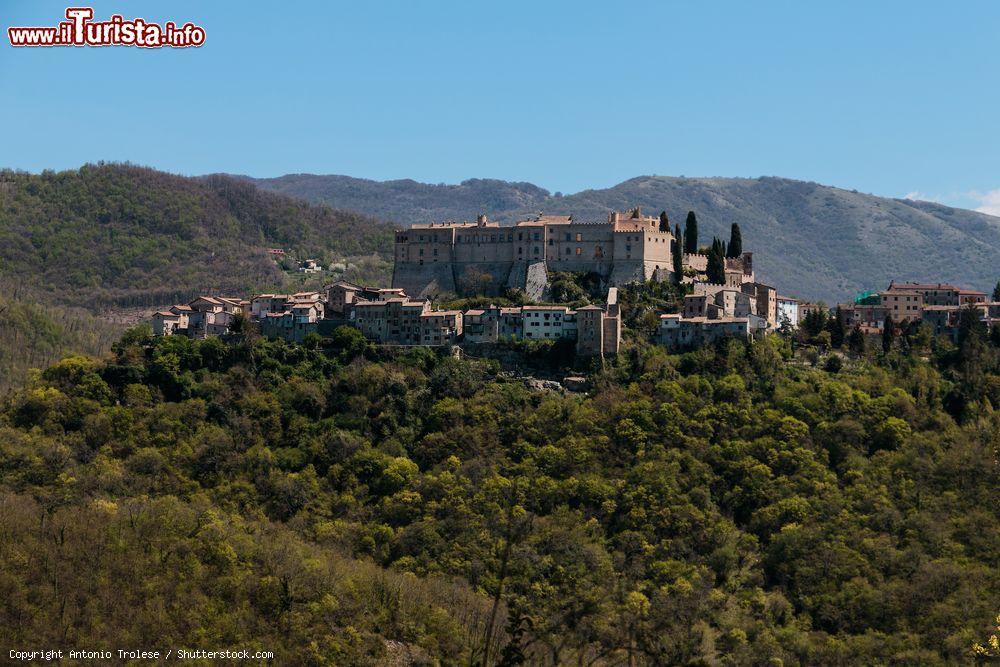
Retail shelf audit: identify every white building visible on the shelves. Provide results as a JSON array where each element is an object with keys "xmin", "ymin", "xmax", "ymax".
[
  {"xmin": 777, "ymin": 296, "xmax": 799, "ymax": 330},
  {"xmin": 521, "ymin": 305, "xmax": 577, "ymax": 341}
]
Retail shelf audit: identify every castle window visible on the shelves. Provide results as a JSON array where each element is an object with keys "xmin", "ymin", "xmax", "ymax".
[
  {"xmin": 518, "ymin": 247, "xmax": 522, "ymax": 254},
  {"xmin": 576, "ymin": 247, "xmax": 582, "ymax": 255},
  {"xmin": 548, "ymin": 239, "xmax": 553, "ymax": 246},
  {"xmin": 565, "ymin": 247, "xmax": 571, "ymax": 255},
  {"xmin": 534, "ymin": 247, "xmax": 540, "ymax": 255},
  {"xmin": 508, "ymin": 234, "xmax": 513, "ymax": 241},
  {"xmin": 534, "ymin": 232, "xmax": 540, "ymax": 241},
  {"xmin": 518, "ymin": 233, "xmax": 523, "ymax": 241},
  {"xmin": 576, "ymin": 233, "xmax": 582, "ymax": 242},
  {"xmin": 565, "ymin": 233, "xmax": 571, "ymax": 241}
]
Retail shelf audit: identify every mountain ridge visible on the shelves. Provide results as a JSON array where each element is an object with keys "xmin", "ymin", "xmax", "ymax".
[{"xmin": 248, "ymin": 172, "xmax": 1000, "ymax": 303}]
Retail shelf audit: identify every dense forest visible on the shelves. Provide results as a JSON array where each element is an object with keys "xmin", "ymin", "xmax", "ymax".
[
  {"xmin": 0, "ymin": 164, "xmax": 394, "ymax": 309},
  {"xmin": 1, "ymin": 314, "xmax": 998, "ymax": 665}
]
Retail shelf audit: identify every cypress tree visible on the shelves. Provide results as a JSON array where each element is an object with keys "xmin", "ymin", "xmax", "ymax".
[
  {"xmin": 848, "ymin": 326, "xmax": 866, "ymax": 355},
  {"xmin": 992, "ymin": 280, "xmax": 1000, "ymax": 302},
  {"xmin": 727, "ymin": 223, "xmax": 743, "ymax": 258},
  {"xmin": 706, "ymin": 240, "xmax": 725, "ymax": 284},
  {"xmin": 659, "ymin": 210, "xmax": 669, "ymax": 232},
  {"xmin": 827, "ymin": 305, "xmax": 846, "ymax": 348},
  {"xmin": 882, "ymin": 315, "xmax": 896, "ymax": 353},
  {"xmin": 671, "ymin": 238, "xmax": 683, "ymax": 283},
  {"xmin": 683, "ymin": 211, "xmax": 698, "ymax": 254}
]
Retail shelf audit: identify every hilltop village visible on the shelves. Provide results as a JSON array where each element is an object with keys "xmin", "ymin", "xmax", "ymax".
[{"xmin": 150, "ymin": 206, "xmax": 1000, "ymax": 354}]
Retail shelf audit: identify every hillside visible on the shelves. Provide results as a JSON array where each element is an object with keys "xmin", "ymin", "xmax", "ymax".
[
  {"xmin": 0, "ymin": 284, "xmax": 121, "ymax": 391},
  {"xmin": 0, "ymin": 164, "xmax": 395, "ymax": 309},
  {"xmin": 250, "ymin": 174, "xmax": 1000, "ymax": 303},
  {"xmin": 250, "ymin": 174, "xmax": 550, "ymax": 226},
  {"xmin": 0, "ymin": 325, "xmax": 997, "ymax": 663}
]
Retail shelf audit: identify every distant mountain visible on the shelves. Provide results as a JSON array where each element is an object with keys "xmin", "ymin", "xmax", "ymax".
[
  {"xmin": 249, "ymin": 174, "xmax": 550, "ymax": 227},
  {"xmin": 0, "ymin": 164, "xmax": 395, "ymax": 309},
  {"xmin": 249, "ymin": 173, "xmax": 1000, "ymax": 303}
]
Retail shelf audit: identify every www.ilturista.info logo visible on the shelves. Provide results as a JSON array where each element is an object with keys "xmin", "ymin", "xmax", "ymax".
[{"xmin": 8, "ymin": 7, "xmax": 205, "ymax": 48}]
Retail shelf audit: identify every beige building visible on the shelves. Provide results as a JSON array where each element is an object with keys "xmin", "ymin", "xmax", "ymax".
[
  {"xmin": 326, "ymin": 281, "xmax": 406, "ymax": 316},
  {"xmin": 887, "ymin": 281, "xmax": 987, "ymax": 307},
  {"xmin": 575, "ymin": 288, "xmax": 622, "ymax": 358},
  {"xmin": 352, "ymin": 298, "xmax": 431, "ymax": 344},
  {"xmin": 659, "ymin": 314, "xmax": 766, "ymax": 348},
  {"xmin": 420, "ymin": 311, "xmax": 463, "ymax": 345},
  {"xmin": 392, "ymin": 207, "xmax": 677, "ymax": 298},
  {"xmin": 463, "ymin": 307, "xmax": 502, "ymax": 343},
  {"xmin": 879, "ymin": 289, "xmax": 924, "ymax": 323}
]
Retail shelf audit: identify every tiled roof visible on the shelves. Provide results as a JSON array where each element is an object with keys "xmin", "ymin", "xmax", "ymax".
[{"xmin": 890, "ymin": 281, "xmax": 961, "ymax": 291}]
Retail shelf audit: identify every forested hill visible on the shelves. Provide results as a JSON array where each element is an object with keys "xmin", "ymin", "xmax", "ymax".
[
  {"xmin": 250, "ymin": 173, "xmax": 1000, "ymax": 303},
  {"xmin": 0, "ymin": 164, "xmax": 395, "ymax": 309},
  {"xmin": 1, "ymin": 325, "xmax": 998, "ymax": 663}
]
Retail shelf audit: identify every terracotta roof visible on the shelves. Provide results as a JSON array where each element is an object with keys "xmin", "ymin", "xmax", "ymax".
[
  {"xmin": 890, "ymin": 281, "xmax": 958, "ymax": 290},
  {"xmin": 522, "ymin": 305, "xmax": 571, "ymax": 311},
  {"xmin": 464, "ymin": 309, "xmax": 485, "ymax": 316},
  {"xmin": 326, "ymin": 280, "xmax": 362, "ymax": 290},
  {"xmin": 421, "ymin": 310, "xmax": 462, "ymax": 317},
  {"xmin": 154, "ymin": 311, "xmax": 178, "ymax": 317},
  {"xmin": 406, "ymin": 220, "xmax": 499, "ymax": 230}
]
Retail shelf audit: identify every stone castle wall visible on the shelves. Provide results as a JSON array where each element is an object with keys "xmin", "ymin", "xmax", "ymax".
[{"xmin": 392, "ymin": 209, "xmax": 676, "ymax": 297}]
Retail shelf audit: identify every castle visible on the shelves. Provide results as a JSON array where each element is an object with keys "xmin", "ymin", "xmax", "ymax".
[{"xmin": 391, "ymin": 207, "xmax": 675, "ymax": 299}]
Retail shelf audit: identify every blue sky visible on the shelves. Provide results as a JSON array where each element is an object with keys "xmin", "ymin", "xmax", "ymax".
[{"xmin": 3, "ymin": 1, "xmax": 999, "ymax": 212}]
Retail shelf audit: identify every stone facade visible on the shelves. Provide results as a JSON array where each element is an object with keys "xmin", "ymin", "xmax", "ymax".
[{"xmin": 392, "ymin": 208, "xmax": 676, "ymax": 297}]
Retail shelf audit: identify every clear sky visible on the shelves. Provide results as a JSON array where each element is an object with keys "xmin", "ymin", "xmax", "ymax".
[{"xmin": 3, "ymin": 1, "xmax": 999, "ymax": 212}]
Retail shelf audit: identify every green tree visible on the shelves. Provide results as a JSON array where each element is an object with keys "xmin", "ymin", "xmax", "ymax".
[
  {"xmin": 882, "ymin": 314, "xmax": 896, "ymax": 353},
  {"xmin": 826, "ymin": 306, "xmax": 846, "ymax": 348},
  {"xmin": 727, "ymin": 223, "xmax": 743, "ymax": 258},
  {"xmin": 706, "ymin": 241, "xmax": 726, "ymax": 284},
  {"xmin": 671, "ymin": 238, "xmax": 683, "ymax": 284},
  {"xmin": 683, "ymin": 211, "xmax": 698, "ymax": 254},
  {"xmin": 992, "ymin": 280, "xmax": 1000, "ymax": 302},
  {"xmin": 848, "ymin": 325, "xmax": 866, "ymax": 355}
]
